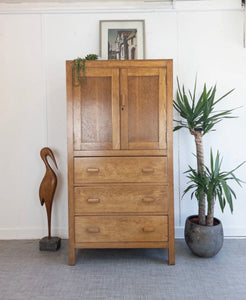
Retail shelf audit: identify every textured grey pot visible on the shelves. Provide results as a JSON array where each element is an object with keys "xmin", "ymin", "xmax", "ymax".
[{"xmin": 185, "ymin": 215, "xmax": 224, "ymax": 258}]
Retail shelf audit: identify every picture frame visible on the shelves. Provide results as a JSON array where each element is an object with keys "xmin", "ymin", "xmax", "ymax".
[{"xmin": 100, "ymin": 20, "xmax": 145, "ymax": 60}]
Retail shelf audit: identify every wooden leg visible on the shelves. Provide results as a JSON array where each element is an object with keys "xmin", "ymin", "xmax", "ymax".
[
  {"xmin": 69, "ymin": 247, "xmax": 76, "ymax": 266},
  {"xmin": 168, "ymin": 249, "xmax": 175, "ymax": 265},
  {"xmin": 168, "ymin": 240, "xmax": 175, "ymax": 265}
]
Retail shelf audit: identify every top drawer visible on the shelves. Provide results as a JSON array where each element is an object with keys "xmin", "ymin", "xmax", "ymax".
[{"xmin": 74, "ymin": 157, "xmax": 167, "ymax": 184}]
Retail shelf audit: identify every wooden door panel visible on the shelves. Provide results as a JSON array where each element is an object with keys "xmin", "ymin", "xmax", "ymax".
[
  {"xmin": 128, "ymin": 75, "xmax": 159, "ymax": 146},
  {"xmin": 81, "ymin": 77, "xmax": 112, "ymax": 144},
  {"xmin": 120, "ymin": 67, "xmax": 167, "ymax": 150},
  {"xmin": 73, "ymin": 68, "xmax": 120, "ymax": 151}
]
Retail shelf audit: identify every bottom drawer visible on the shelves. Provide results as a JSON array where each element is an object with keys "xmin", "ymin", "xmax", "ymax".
[{"xmin": 75, "ymin": 216, "xmax": 168, "ymax": 243}]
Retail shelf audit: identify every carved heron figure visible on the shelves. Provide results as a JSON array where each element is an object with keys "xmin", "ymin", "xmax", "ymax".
[{"xmin": 39, "ymin": 147, "xmax": 58, "ymax": 239}]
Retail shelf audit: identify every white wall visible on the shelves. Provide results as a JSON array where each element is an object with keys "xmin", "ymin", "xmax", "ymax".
[{"xmin": 0, "ymin": 0, "xmax": 246, "ymax": 239}]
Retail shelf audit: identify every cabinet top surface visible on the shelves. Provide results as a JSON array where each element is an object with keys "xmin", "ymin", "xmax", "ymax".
[{"xmin": 66, "ymin": 59, "xmax": 173, "ymax": 68}]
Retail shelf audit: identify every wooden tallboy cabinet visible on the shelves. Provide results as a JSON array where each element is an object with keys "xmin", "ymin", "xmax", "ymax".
[{"xmin": 66, "ymin": 60, "xmax": 174, "ymax": 265}]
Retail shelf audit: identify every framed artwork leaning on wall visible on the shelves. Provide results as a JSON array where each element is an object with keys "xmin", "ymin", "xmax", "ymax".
[{"xmin": 100, "ymin": 20, "xmax": 145, "ymax": 60}]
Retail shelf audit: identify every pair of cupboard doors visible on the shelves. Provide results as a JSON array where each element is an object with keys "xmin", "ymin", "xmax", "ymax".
[
  {"xmin": 70, "ymin": 60, "xmax": 172, "ymax": 154},
  {"xmin": 66, "ymin": 59, "xmax": 174, "ymax": 265}
]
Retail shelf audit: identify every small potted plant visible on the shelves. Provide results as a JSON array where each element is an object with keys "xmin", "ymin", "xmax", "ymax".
[
  {"xmin": 72, "ymin": 54, "xmax": 98, "ymax": 86},
  {"xmin": 173, "ymin": 78, "xmax": 244, "ymax": 257}
]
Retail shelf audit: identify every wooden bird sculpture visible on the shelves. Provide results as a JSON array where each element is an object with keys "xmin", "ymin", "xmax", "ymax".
[{"xmin": 39, "ymin": 147, "xmax": 58, "ymax": 239}]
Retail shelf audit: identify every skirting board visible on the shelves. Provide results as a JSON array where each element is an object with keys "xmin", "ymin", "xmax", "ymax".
[
  {"xmin": 0, "ymin": 227, "xmax": 246, "ymax": 240},
  {"xmin": 175, "ymin": 226, "xmax": 246, "ymax": 239},
  {"xmin": 0, "ymin": 227, "xmax": 68, "ymax": 240}
]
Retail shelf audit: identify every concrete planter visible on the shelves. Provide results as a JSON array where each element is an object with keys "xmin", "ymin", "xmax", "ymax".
[{"xmin": 185, "ymin": 215, "xmax": 224, "ymax": 258}]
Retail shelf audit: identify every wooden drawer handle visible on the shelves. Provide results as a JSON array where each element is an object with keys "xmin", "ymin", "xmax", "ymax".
[
  {"xmin": 143, "ymin": 226, "xmax": 155, "ymax": 233},
  {"xmin": 142, "ymin": 168, "xmax": 154, "ymax": 173},
  {"xmin": 142, "ymin": 197, "xmax": 155, "ymax": 203},
  {"xmin": 87, "ymin": 168, "xmax": 100, "ymax": 173},
  {"xmin": 87, "ymin": 226, "xmax": 100, "ymax": 233},
  {"xmin": 87, "ymin": 198, "xmax": 100, "ymax": 203}
]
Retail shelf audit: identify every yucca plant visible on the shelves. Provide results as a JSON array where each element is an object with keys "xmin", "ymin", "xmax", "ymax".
[
  {"xmin": 184, "ymin": 150, "xmax": 244, "ymax": 226},
  {"xmin": 173, "ymin": 78, "xmax": 235, "ymax": 225}
]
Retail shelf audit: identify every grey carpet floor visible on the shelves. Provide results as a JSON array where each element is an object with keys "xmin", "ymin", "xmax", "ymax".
[{"xmin": 0, "ymin": 239, "xmax": 246, "ymax": 300}]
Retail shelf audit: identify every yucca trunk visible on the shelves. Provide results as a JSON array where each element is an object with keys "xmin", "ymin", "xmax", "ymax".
[
  {"xmin": 192, "ymin": 129, "xmax": 206, "ymax": 225},
  {"xmin": 206, "ymin": 194, "xmax": 215, "ymax": 226}
]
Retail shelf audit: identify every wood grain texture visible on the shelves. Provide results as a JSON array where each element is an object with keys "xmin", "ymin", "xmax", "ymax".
[
  {"xmin": 111, "ymin": 69, "xmax": 120, "ymax": 149},
  {"xmin": 121, "ymin": 67, "xmax": 167, "ymax": 150},
  {"xmin": 120, "ymin": 68, "xmax": 129, "ymax": 150},
  {"xmin": 66, "ymin": 61, "xmax": 76, "ymax": 265},
  {"xmin": 66, "ymin": 59, "xmax": 172, "ymax": 69},
  {"xmin": 128, "ymin": 74, "xmax": 159, "ymax": 145},
  {"xmin": 158, "ymin": 68, "xmax": 167, "ymax": 149},
  {"xmin": 73, "ymin": 84, "xmax": 82, "ymax": 151},
  {"xmin": 74, "ymin": 157, "xmax": 167, "ymax": 184},
  {"xmin": 72, "ymin": 67, "xmax": 120, "ymax": 151},
  {"xmin": 166, "ymin": 60, "xmax": 175, "ymax": 265},
  {"xmin": 74, "ymin": 185, "xmax": 169, "ymax": 214},
  {"xmin": 74, "ymin": 241, "xmax": 169, "ymax": 249},
  {"xmin": 39, "ymin": 147, "xmax": 58, "ymax": 239},
  {"xmin": 80, "ymin": 77, "xmax": 112, "ymax": 144},
  {"xmin": 75, "ymin": 216, "xmax": 168, "ymax": 243},
  {"xmin": 73, "ymin": 150, "xmax": 167, "ymax": 156},
  {"xmin": 66, "ymin": 59, "xmax": 174, "ymax": 265}
]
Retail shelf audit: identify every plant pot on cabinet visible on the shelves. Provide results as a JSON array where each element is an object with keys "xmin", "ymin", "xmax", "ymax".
[{"xmin": 184, "ymin": 215, "xmax": 224, "ymax": 258}]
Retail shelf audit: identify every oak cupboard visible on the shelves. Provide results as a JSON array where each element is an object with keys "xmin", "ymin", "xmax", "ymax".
[{"xmin": 66, "ymin": 59, "xmax": 174, "ymax": 265}]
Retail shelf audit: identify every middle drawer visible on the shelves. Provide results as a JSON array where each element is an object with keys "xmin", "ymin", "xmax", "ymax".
[
  {"xmin": 74, "ymin": 156, "xmax": 167, "ymax": 184},
  {"xmin": 74, "ymin": 185, "xmax": 168, "ymax": 214}
]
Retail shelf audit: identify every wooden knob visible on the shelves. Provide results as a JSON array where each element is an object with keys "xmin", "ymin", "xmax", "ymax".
[
  {"xmin": 87, "ymin": 168, "xmax": 99, "ymax": 173},
  {"xmin": 87, "ymin": 226, "xmax": 100, "ymax": 233},
  {"xmin": 87, "ymin": 198, "xmax": 100, "ymax": 203},
  {"xmin": 142, "ymin": 168, "xmax": 154, "ymax": 173},
  {"xmin": 142, "ymin": 197, "xmax": 155, "ymax": 203},
  {"xmin": 143, "ymin": 226, "xmax": 155, "ymax": 233}
]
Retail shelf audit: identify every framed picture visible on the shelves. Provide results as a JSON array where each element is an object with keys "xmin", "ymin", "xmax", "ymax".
[{"xmin": 100, "ymin": 20, "xmax": 145, "ymax": 60}]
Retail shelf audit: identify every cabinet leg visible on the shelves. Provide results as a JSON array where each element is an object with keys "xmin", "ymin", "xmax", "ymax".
[
  {"xmin": 168, "ymin": 241, "xmax": 175, "ymax": 265},
  {"xmin": 168, "ymin": 249, "xmax": 175, "ymax": 265},
  {"xmin": 69, "ymin": 247, "xmax": 76, "ymax": 266}
]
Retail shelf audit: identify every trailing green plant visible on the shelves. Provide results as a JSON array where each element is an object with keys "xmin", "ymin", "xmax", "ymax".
[
  {"xmin": 72, "ymin": 54, "xmax": 98, "ymax": 86},
  {"xmin": 183, "ymin": 150, "xmax": 244, "ymax": 226},
  {"xmin": 173, "ymin": 77, "xmax": 236, "ymax": 225}
]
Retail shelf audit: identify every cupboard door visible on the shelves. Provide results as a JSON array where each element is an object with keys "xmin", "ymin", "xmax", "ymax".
[
  {"xmin": 73, "ymin": 68, "xmax": 120, "ymax": 151},
  {"xmin": 120, "ymin": 67, "xmax": 167, "ymax": 150}
]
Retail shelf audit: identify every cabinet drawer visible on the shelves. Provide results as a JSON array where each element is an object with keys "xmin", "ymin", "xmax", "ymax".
[
  {"xmin": 75, "ymin": 216, "xmax": 168, "ymax": 243},
  {"xmin": 74, "ymin": 157, "xmax": 167, "ymax": 184},
  {"xmin": 74, "ymin": 185, "xmax": 168, "ymax": 214}
]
